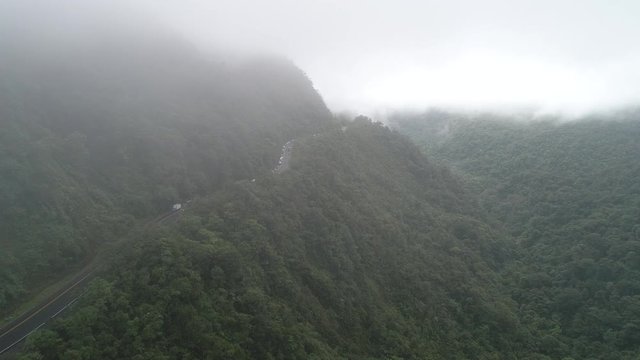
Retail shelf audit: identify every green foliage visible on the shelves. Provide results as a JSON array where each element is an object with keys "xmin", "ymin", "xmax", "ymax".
[
  {"xmin": 20, "ymin": 120, "xmax": 527, "ymax": 359},
  {"xmin": 0, "ymin": 37, "xmax": 331, "ymax": 312},
  {"xmin": 396, "ymin": 111, "xmax": 640, "ymax": 359}
]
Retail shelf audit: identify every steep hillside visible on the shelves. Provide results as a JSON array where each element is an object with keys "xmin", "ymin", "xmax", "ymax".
[
  {"xmin": 0, "ymin": 35, "xmax": 331, "ymax": 312},
  {"xmin": 396, "ymin": 111, "xmax": 640, "ymax": 359},
  {"xmin": 18, "ymin": 119, "xmax": 533, "ymax": 359}
]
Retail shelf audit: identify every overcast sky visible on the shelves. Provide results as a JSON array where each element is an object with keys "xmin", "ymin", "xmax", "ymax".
[{"xmin": 5, "ymin": 0, "xmax": 640, "ymax": 115}]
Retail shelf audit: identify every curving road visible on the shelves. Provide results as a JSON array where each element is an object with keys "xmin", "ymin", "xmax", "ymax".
[
  {"xmin": 0, "ymin": 208, "xmax": 184, "ymax": 357},
  {"xmin": 273, "ymin": 140, "xmax": 294, "ymax": 174}
]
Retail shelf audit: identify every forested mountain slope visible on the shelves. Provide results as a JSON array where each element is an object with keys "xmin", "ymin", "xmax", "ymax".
[
  {"xmin": 395, "ymin": 111, "xmax": 640, "ymax": 359},
  {"xmin": 19, "ymin": 119, "xmax": 535, "ymax": 359},
  {"xmin": 2, "ymin": 26, "xmax": 542, "ymax": 358},
  {"xmin": 0, "ymin": 33, "xmax": 331, "ymax": 312}
]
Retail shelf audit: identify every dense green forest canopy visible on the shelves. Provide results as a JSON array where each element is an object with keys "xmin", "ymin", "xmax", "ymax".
[
  {"xmin": 395, "ymin": 110, "xmax": 640, "ymax": 359},
  {"xmin": 0, "ymin": 33, "xmax": 331, "ymax": 313},
  {"xmin": 19, "ymin": 119, "xmax": 534, "ymax": 359},
  {"xmin": 3, "ymin": 28, "xmax": 536, "ymax": 359},
  {"xmin": 6, "ymin": 17, "xmax": 640, "ymax": 358}
]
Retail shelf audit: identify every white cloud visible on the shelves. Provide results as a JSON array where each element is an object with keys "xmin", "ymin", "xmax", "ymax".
[{"xmin": 8, "ymin": 0, "xmax": 640, "ymax": 115}]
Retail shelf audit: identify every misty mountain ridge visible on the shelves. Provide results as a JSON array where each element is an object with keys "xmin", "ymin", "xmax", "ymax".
[
  {"xmin": 2, "ymin": 7, "xmax": 640, "ymax": 359},
  {"xmin": 0, "ymin": 32, "xmax": 330, "ymax": 314},
  {"xmin": 2, "ymin": 23, "xmax": 533, "ymax": 359}
]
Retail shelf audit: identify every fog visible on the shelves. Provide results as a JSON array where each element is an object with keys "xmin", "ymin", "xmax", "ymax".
[{"xmin": 4, "ymin": 0, "xmax": 640, "ymax": 116}]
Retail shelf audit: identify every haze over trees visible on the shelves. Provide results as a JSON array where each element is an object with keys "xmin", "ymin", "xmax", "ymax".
[
  {"xmin": 395, "ymin": 111, "xmax": 640, "ymax": 359},
  {"xmin": 0, "ymin": 31, "xmax": 330, "ymax": 314},
  {"xmin": 4, "ymin": 27, "xmax": 535, "ymax": 357},
  {"xmin": 18, "ymin": 118, "xmax": 533, "ymax": 359},
  {"xmin": 3, "ymin": 2, "xmax": 640, "ymax": 359}
]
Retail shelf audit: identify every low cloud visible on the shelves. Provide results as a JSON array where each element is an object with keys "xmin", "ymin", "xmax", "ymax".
[{"xmin": 4, "ymin": 0, "xmax": 640, "ymax": 116}]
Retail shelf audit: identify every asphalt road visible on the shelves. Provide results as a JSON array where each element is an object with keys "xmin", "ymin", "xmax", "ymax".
[
  {"xmin": 0, "ymin": 269, "xmax": 94, "ymax": 356},
  {"xmin": 0, "ymin": 208, "xmax": 183, "ymax": 357}
]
